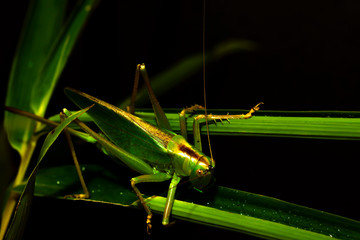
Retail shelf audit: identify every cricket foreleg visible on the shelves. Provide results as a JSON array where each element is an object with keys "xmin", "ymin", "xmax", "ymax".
[
  {"xmin": 179, "ymin": 104, "xmax": 205, "ymax": 140},
  {"xmin": 130, "ymin": 173, "xmax": 172, "ymax": 234},
  {"xmin": 162, "ymin": 174, "xmax": 181, "ymax": 226},
  {"xmin": 192, "ymin": 102, "xmax": 263, "ymax": 151}
]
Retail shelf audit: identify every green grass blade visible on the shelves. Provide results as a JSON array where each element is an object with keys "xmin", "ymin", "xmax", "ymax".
[
  {"xmin": 22, "ymin": 164, "xmax": 360, "ymax": 239},
  {"xmin": 1, "ymin": 2, "xmax": 67, "ymax": 237},
  {"xmin": 31, "ymin": 0, "xmax": 100, "ymax": 116},
  {"xmin": 23, "ymin": 108, "xmax": 360, "ymax": 238},
  {"xmin": 4, "ymin": 165, "xmax": 37, "ymax": 240},
  {"xmin": 145, "ymin": 197, "xmax": 335, "ymax": 240},
  {"xmin": 135, "ymin": 109, "xmax": 360, "ymax": 140},
  {"xmin": 4, "ymin": 0, "xmax": 99, "ymax": 176},
  {"xmin": 38, "ymin": 107, "xmax": 92, "ymax": 162},
  {"xmin": 49, "ymin": 109, "xmax": 360, "ymax": 140},
  {"xmin": 4, "ymin": 0, "xmax": 67, "ymax": 163}
]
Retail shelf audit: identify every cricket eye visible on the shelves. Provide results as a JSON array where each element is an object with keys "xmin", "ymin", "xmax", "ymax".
[{"xmin": 197, "ymin": 169, "xmax": 204, "ymax": 176}]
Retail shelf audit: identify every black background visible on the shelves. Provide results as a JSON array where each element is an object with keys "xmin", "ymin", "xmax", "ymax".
[{"xmin": 1, "ymin": 1, "xmax": 360, "ymax": 239}]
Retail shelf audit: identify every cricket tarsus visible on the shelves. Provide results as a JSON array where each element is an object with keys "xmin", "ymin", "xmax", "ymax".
[
  {"xmin": 131, "ymin": 179, "xmax": 153, "ymax": 234},
  {"xmin": 189, "ymin": 102, "xmax": 263, "ymax": 152}
]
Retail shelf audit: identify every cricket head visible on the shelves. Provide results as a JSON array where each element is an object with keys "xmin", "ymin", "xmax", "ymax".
[
  {"xmin": 190, "ymin": 155, "xmax": 215, "ymax": 189},
  {"xmin": 168, "ymin": 135, "xmax": 215, "ymax": 189}
]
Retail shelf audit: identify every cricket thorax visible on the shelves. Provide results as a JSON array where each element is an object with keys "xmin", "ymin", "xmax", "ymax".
[{"xmin": 167, "ymin": 135, "xmax": 213, "ymax": 178}]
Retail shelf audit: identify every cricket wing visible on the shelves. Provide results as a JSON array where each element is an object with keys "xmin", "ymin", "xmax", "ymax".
[{"xmin": 64, "ymin": 88, "xmax": 173, "ymax": 167}]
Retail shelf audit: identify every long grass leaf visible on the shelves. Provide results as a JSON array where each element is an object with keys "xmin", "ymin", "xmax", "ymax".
[
  {"xmin": 4, "ymin": 0, "xmax": 66, "ymax": 166},
  {"xmin": 135, "ymin": 110, "xmax": 360, "ymax": 140},
  {"xmin": 23, "ymin": 164, "xmax": 360, "ymax": 239},
  {"xmin": 4, "ymin": 0, "xmax": 99, "ymax": 183}
]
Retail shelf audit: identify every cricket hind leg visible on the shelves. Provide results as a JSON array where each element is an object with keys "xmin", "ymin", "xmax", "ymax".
[
  {"xmin": 60, "ymin": 112, "xmax": 90, "ymax": 199},
  {"xmin": 126, "ymin": 64, "xmax": 140, "ymax": 114},
  {"xmin": 127, "ymin": 63, "xmax": 172, "ymax": 131},
  {"xmin": 130, "ymin": 173, "xmax": 173, "ymax": 234},
  {"xmin": 192, "ymin": 102, "xmax": 263, "ymax": 151}
]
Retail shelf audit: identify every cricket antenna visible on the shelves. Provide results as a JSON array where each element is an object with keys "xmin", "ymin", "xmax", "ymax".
[{"xmin": 202, "ymin": 0, "xmax": 214, "ymax": 163}]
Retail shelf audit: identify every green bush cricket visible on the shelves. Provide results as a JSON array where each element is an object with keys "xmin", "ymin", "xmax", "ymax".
[
  {"xmin": 5, "ymin": 63, "xmax": 262, "ymax": 234},
  {"xmin": 63, "ymin": 63, "xmax": 262, "ymax": 231}
]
